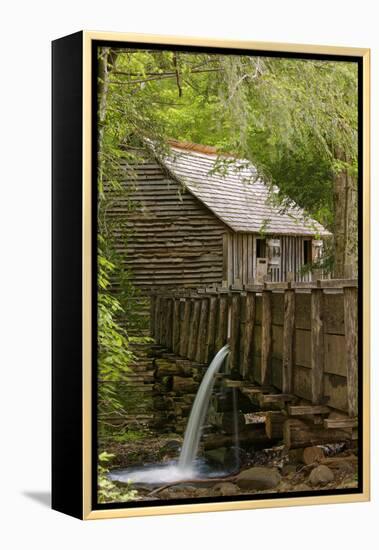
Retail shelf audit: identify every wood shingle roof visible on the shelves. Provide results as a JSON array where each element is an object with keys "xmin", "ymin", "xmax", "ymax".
[{"xmin": 161, "ymin": 143, "xmax": 331, "ymax": 237}]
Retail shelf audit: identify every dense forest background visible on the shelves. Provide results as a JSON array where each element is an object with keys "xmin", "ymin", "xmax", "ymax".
[{"xmin": 96, "ymin": 47, "xmax": 359, "ymax": 500}]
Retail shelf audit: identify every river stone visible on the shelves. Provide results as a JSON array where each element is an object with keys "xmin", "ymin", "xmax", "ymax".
[
  {"xmin": 236, "ymin": 467, "xmax": 281, "ymax": 490},
  {"xmin": 303, "ymin": 446, "xmax": 325, "ymax": 465},
  {"xmin": 309, "ymin": 465, "xmax": 334, "ymax": 486},
  {"xmin": 213, "ymin": 482, "xmax": 240, "ymax": 496},
  {"xmin": 282, "ymin": 464, "xmax": 297, "ymax": 476}
]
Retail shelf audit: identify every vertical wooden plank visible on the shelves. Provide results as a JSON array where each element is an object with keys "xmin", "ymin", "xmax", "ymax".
[
  {"xmin": 242, "ymin": 235, "xmax": 248, "ymax": 286},
  {"xmin": 195, "ymin": 297, "xmax": 209, "ymax": 363},
  {"xmin": 188, "ymin": 298, "xmax": 201, "ymax": 360},
  {"xmin": 252, "ymin": 235, "xmax": 257, "ymax": 283},
  {"xmin": 154, "ymin": 295, "xmax": 160, "ymax": 343},
  {"xmin": 179, "ymin": 299, "xmax": 191, "ymax": 357},
  {"xmin": 205, "ymin": 295, "xmax": 217, "ymax": 362},
  {"xmin": 229, "ymin": 293, "xmax": 241, "ymax": 372},
  {"xmin": 247, "ymin": 235, "xmax": 253, "ymax": 283},
  {"xmin": 215, "ymin": 294, "xmax": 228, "ymax": 351},
  {"xmin": 261, "ymin": 289, "xmax": 272, "ymax": 385},
  {"xmin": 233, "ymin": 234, "xmax": 238, "ymax": 284},
  {"xmin": 157, "ymin": 296, "xmax": 164, "ymax": 345},
  {"xmin": 172, "ymin": 298, "xmax": 181, "ymax": 354},
  {"xmin": 228, "ymin": 233, "xmax": 233, "ymax": 286},
  {"xmin": 344, "ymin": 286, "xmax": 358, "ymax": 417},
  {"xmin": 240, "ymin": 292, "xmax": 255, "ymax": 378},
  {"xmin": 282, "ymin": 289, "xmax": 295, "ymax": 393},
  {"xmin": 166, "ymin": 297, "xmax": 173, "ymax": 349},
  {"xmin": 150, "ymin": 294, "xmax": 156, "ymax": 338},
  {"xmin": 311, "ymin": 288, "xmax": 324, "ymax": 404},
  {"xmin": 222, "ymin": 233, "xmax": 228, "ymax": 287}
]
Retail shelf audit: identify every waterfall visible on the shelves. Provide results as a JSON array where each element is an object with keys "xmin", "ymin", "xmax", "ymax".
[
  {"xmin": 178, "ymin": 344, "xmax": 230, "ymax": 472},
  {"xmin": 109, "ymin": 344, "xmax": 231, "ymax": 485}
]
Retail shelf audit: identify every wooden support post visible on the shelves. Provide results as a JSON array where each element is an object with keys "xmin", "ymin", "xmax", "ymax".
[
  {"xmin": 205, "ymin": 296, "xmax": 217, "ymax": 363},
  {"xmin": 265, "ymin": 411, "xmax": 286, "ymax": 439},
  {"xmin": 282, "ymin": 288, "xmax": 295, "ymax": 393},
  {"xmin": 172, "ymin": 298, "xmax": 181, "ymax": 354},
  {"xmin": 261, "ymin": 289, "xmax": 272, "ymax": 385},
  {"xmin": 215, "ymin": 294, "xmax": 228, "ymax": 352},
  {"xmin": 150, "ymin": 294, "xmax": 156, "ymax": 338},
  {"xmin": 239, "ymin": 292, "xmax": 255, "ymax": 379},
  {"xmin": 311, "ymin": 288, "xmax": 324, "ymax": 404},
  {"xmin": 154, "ymin": 295, "xmax": 161, "ymax": 343},
  {"xmin": 229, "ymin": 293, "xmax": 241, "ymax": 372},
  {"xmin": 188, "ymin": 299, "xmax": 201, "ymax": 360},
  {"xmin": 179, "ymin": 299, "xmax": 191, "ymax": 358},
  {"xmin": 284, "ymin": 418, "xmax": 352, "ymax": 449},
  {"xmin": 164, "ymin": 297, "xmax": 173, "ymax": 349},
  {"xmin": 344, "ymin": 286, "xmax": 358, "ymax": 417},
  {"xmin": 157, "ymin": 296, "xmax": 165, "ymax": 345},
  {"xmin": 196, "ymin": 298, "xmax": 209, "ymax": 363}
]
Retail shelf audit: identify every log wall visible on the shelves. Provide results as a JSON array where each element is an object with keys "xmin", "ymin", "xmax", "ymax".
[{"xmin": 106, "ymin": 156, "xmax": 227, "ymax": 290}]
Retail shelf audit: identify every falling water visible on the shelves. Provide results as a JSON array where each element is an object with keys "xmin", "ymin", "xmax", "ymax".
[
  {"xmin": 109, "ymin": 344, "xmax": 230, "ymax": 485},
  {"xmin": 178, "ymin": 344, "xmax": 230, "ymax": 471}
]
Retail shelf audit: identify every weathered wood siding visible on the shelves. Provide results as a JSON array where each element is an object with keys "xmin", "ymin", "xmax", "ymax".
[
  {"xmin": 224, "ymin": 234, "xmax": 317, "ymax": 286},
  {"xmin": 151, "ymin": 280, "xmax": 358, "ymax": 415},
  {"xmin": 106, "ymin": 156, "xmax": 227, "ymax": 290}
]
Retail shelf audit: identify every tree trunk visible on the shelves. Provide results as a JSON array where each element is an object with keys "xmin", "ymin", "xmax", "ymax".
[{"xmin": 333, "ymin": 149, "xmax": 358, "ymax": 278}]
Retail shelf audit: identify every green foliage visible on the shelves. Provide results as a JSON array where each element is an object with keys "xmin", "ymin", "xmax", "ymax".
[
  {"xmin": 98, "ymin": 452, "xmax": 137, "ymax": 503},
  {"xmin": 100, "ymin": 49, "xmax": 357, "ymax": 273}
]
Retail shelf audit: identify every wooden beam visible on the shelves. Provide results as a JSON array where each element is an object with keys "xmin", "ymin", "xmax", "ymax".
[
  {"xmin": 261, "ymin": 290, "xmax": 272, "ymax": 385},
  {"xmin": 150, "ymin": 294, "xmax": 156, "ymax": 337},
  {"xmin": 282, "ymin": 288, "xmax": 295, "ymax": 393},
  {"xmin": 284, "ymin": 418, "xmax": 352, "ymax": 449},
  {"xmin": 323, "ymin": 417, "xmax": 358, "ymax": 429},
  {"xmin": 179, "ymin": 299, "xmax": 191, "ymax": 357},
  {"xmin": 172, "ymin": 298, "xmax": 181, "ymax": 354},
  {"xmin": 344, "ymin": 286, "xmax": 358, "ymax": 417},
  {"xmin": 205, "ymin": 296, "xmax": 217, "ymax": 363},
  {"xmin": 188, "ymin": 299, "xmax": 201, "ymax": 360},
  {"xmin": 311, "ymin": 288, "xmax": 324, "ymax": 404},
  {"xmin": 229, "ymin": 293, "xmax": 241, "ymax": 372},
  {"xmin": 215, "ymin": 294, "xmax": 228, "ymax": 351},
  {"xmin": 195, "ymin": 297, "xmax": 209, "ymax": 363},
  {"xmin": 288, "ymin": 404, "xmax": 330, "ymax": 416},
  {"xmin": 265, "ymin": 411, "xmax": 286, "ymax": 439},
  {"xmin": 318, "ymin": 278, "xmax": 358, "ymax": 289},
  {"xmin": 239, "ymin": 292, "xmax": 255, "ymax": 378}
]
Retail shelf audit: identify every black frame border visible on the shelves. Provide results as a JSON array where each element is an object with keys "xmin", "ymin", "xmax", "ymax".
[{"xmin": 89, "ymin": 39, "xmax": 364, "ymax": 512}]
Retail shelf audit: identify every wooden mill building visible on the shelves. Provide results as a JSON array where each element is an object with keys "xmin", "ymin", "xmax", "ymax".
[{"xmin": 108, "ymin": 140, "xmax": 331, "ymax": 291}]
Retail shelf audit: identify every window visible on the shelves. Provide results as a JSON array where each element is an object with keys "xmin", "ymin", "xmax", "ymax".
[
  {"xmin": 256, "ymin": 238, "xmax": 266, "ymax": 258},
  {"xmin": 303, "ymin": 239, "xmax": 312, "ymax": 265}
]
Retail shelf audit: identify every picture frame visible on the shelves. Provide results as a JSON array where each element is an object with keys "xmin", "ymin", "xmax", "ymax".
[{"xmin": 52, "ymin": 31, "xmax": 370, "ymax": 520}]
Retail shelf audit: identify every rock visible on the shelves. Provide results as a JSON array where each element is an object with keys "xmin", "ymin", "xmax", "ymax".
[
  {"xmin": 236, "ymin": 467, "xmax": 281, "ymax": 491},
  {"xmin": 303, "ymin": 446, "xmax": 325, "ymax": 465},
  {"xmin": 213, "ymin": 482, "xmax": 240, "ymax": 496},
  {"xmin": 287, "ymin": 448, "xmax": 303, "ymax": 464},
  {"xmin": 282, "ymin": 464, "xmax": 297, "ymax": 476},
  {"xmin": 309, "ymin": 465, "xmax": 334, "ymax": 486}
]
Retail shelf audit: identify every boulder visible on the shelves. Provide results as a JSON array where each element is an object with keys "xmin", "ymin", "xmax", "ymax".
[
  {"xmin": 309, "ymin": 465, "xmax": 334, "ymax": 486},
  {"xmin": 213, "ymin": 482, "xmax": 240, "ymax": 496},
  {"xmin": 303, "ymin": 446, "xmax": 325, "ymax": 465},
  {"xmin": 236, "ymin": 467, "xmax": 281, "ymax": 491}
]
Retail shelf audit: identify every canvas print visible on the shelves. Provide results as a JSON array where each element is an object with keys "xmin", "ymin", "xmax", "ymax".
[{"xmin": 96, "ymin": 45, "xmax": 360, "ymax": 506}]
